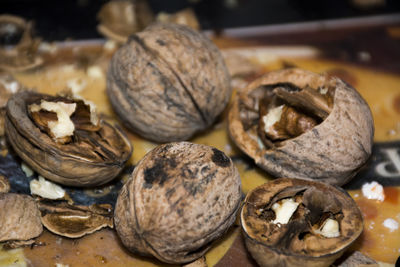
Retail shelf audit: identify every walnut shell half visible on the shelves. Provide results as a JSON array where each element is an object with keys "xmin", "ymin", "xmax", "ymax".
[
  {"xmin": 5, "ymin": 91, "xmax": 132, "ymax": 187},
  {"xmin": 38, "ymin": 201, "xmax": 113, "ymax": 238},
  {"xmin": 114, "ymin": 142, "xmax": 242, "ymax": 264},
  {"xmin": 0, "ymin": 15, "xmax": 43, "ymax": 72},
  {"xmin": 228, "ymin": 68, "xmax": 374, "ymax": 185},
  {"xmin": 241, "ymin": 178, "xmax": 363, "ymax": 267},
  {"xmin": 107, "ymin": 23, "xmax": 231, "ymax": 142}
]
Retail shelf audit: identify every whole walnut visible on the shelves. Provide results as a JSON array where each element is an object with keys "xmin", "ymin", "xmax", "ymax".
[
  {"xmin": 114, "ymin": 142, "xmax": 242, "ymax": 264},
  {"xmin": 107, "ymin": 23, "xmax": 231, "ymax": 142}
]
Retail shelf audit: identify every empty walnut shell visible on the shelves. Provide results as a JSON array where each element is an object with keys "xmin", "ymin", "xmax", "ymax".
[
  {"xmin": 5, "ymin": 91, "xmax": 132, "ymax": 187},
  {"xmin": 0, "ymin": 14, "xmax": 43, "ymax": 72},
  {"xmin": 228, "ymin": 68, "xmax": 374, "ymax": 185},
  {"xmin": 0, "ymin": 193, "xmax": 43, "ymax": 243},
  {"xmin": 114, "ymin": 142, "xmax": 242, "ymax": 264},
  {"xmin": 97, "ymin": 0, "xmax": 154, "ymax": 43},
  {"xmin": 37, "ymin": 201, "xmax": 113, "ymax": 238},
  {"xmin": 107, "ymin": 23, "xmax": 231, "ymax": 142},
  {"xmin": 241, "ymin": 178, "xmax": 363, "ymax": 267}
]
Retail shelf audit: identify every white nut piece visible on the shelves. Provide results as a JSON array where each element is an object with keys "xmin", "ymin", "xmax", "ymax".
[
  {"xmin": 271, "ymin": 198, "xmax": 299, "ymax": 224},
  {"xmin": 30, "ymin": 176, "xmax": 66, "ymax": 200},
  {"xmin": 29, "ymin": 100, "xmax": 76, "ymax": 140},
  {"xmin": 316, "ymin": 218, "xmax": 340, "ymax": 238}
]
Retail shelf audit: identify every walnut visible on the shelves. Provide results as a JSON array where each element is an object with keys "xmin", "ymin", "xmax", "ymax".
[
  {"xmin": 0, "ymin": 193, "xmax": 43, "ymax": 246},
  {"xmin": 114, "ymin": 142, "xmax": 242, "ymax": 264},
  {"xmin": 241, "ymin": 178, "xmax": 363, "ymax": 267},
  {"xmin": 37, "ymin": 200, "xmax": 113, "ymax": 238},
  {"xmin": 107, "ymin": 23, "xmax": 231, "ymax": 142},
  {"xmin": 228, "ymin": 68, "xmax": 374, "ymax": 185},
  {"xmin": 5, "ymin": 91, "xmax": 132, "ymax": 187}
]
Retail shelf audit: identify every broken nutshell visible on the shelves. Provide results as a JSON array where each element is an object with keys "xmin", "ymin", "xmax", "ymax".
[
  {"xmin": 0, "ymin": 14, "xmax": 43, "ymax": 72},
  {"xmin": 241, "ymin": 178, "xmax": 363, "ymax": 267},
  {"xmin": 37, "ymin": 200, "xmax": 113, "ymax": 238},
  {"xmin": 5, "ymin": 91, "xmax": 132, "ymax": 187},
  {"xmin": 228, "ymin": 68, "xmax": 374, "ymax": 185},
  {"xmin": 0, "ymin": 193, "xmax": 43, "ymax": 247},
  {"xmin": 107, "ymin": 23, "xmax": 231, "ymax": 142},
  {"xmin": 156, "ymin": 8, "xmax": 200, "ymax": 31},
  {"xmin": 97, "ymin": 0, "xmax": 154, "ymax": 44},
  {"xmin": 114, "ymin": 142, "xmax": 242, "ymax": 264}
]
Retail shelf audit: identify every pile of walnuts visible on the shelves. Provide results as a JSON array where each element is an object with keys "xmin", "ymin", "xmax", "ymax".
[{"xmin": 0, "ymin": 20, "xmax": 375, "ymax": 267}]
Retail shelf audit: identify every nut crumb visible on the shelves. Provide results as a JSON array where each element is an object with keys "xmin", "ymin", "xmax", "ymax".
[
  {"xmin": 30, "ymin": 176, "xmax": 66, "ymax": 200},
  {"xmin": 362, "ymin": 181, "xmax": 385, "ymax": 202},
  {"xmin": 383, "ymin": 218, "xmax": 399, "ymax": 232}
]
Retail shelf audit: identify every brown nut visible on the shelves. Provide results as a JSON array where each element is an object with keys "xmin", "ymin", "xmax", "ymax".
[
  {"xmin": 0, "ymin": 193, "xmax": 43, "ymax": 244},
  {"xmin": 114, "ymin": 142, "xmax": 242, "ymax": 264},
  {"xmin": 241, "ymin": 178, "xmax": 363, "ymax": 267},
  {"xmin": 228, "ymin": 68, "xmax": 374, "ymax": 185},
  {"xmin": 5, "ymin": 91, "xmax": 132, "ymax": 187},
  {"xmin": 37, "ymin": 200, "xmax": 113, "ymax": 238},
  {"xmin": 107, "ymin": 23, "xmax": 231, "ymax": 142}
]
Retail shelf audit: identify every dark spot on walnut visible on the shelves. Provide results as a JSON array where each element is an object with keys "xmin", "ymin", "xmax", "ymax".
[
  {"xmin": 211, "ymin": 148, "xmax": 230, "ymax": 167},
  {"xmin": 143, "ymin": 158, "xmax": 177, "ymax": 188},
  {"xmin": 156, "ymin": 39, "xmax": 166, "ymax": 46}
]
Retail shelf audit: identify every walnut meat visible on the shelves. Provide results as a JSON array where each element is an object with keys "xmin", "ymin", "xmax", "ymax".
[
  {"xmin": 228, "ymin": 68, "xmax": 374, "ymax": 185},
  {"xmin": 114, "ymin": 142, "xmax": 242, "ymax": 264},
  {"xmin": 241, "ymin": 178, "xmax": 363, "ymax": 267},
  {"xmin": 0, "ymin": 193, "xmax": 43, "ymax": 244},
  {"xmin": 5, "ymin": 91, "xmax": 132, "ymax": 187},
  {"xmin": 107, "ymin": 23, "xmax": 231, "ymax": 142}
]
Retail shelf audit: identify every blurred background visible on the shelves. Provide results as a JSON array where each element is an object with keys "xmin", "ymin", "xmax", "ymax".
[{"xmin": 1, "ymin": 0, "xmax": 400, "ymax": 41}]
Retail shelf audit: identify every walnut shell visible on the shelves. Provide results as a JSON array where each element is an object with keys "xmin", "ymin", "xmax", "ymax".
[
  {"xmin": 241, "ymin": 178, "xmax": 363, "ymax": 267},
  {"xmin": 97, "ymin": 0, "xmax": 154, "ymax": 44},
  {"xmin": 114, "ymin": 142, "xmax": 242, "ymax": 264},
  {"xmin": 5, "ymin": 91, "xmax": 132, "ymax": 187},
  {"xmin": 0, "ymin": 15, "xmax": 43, "ymax": 72},
  {"xmin": 37, "ymin": 201, "xmax": 113, "ymax": 238},
  {"xmin": 0, "ymin": 193, "xmax": 43, "ymax": 243},
  {"xmin": 228, "ymin": 68, "xmax": 374, "ymax": 185},
  {"xmin": 107, "ymin": 23, "xmax": 231, "ymax": 142}
]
